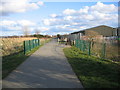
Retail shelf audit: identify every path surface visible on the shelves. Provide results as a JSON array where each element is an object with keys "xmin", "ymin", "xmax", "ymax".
[{"xmin": 3, "ymin": 39, "xmax": 83, "ymax": 88}]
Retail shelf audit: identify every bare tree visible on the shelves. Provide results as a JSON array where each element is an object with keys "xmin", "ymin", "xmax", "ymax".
[
  {"xmin": 34, "ymin": 29, "xmax": 40, "ymax": 35},
  {"xmin": 23, "ymin": 26, "xmax": 30, "ymax": 37}
]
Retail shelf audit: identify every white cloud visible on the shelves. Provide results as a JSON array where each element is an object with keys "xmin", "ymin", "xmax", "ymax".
[
  {"xmin": 64, "ymin": 16, "xmax": 73, "ymax": 21},
  {"xmin": 0, "ymin": 0, "xmax": 44, "ymax": 16},
  {"xmin": 78, "ymin": 6, "xmax": 89, "ymax": 14},
  {"xmin": 1, "ymin": 2, "xmax": 118, "ymax": 36},
  {"xmin": 42, "ymin": 2, "xmax": 117, "ymax": 34},
  {"xmin": 7, "ymin": 26, "xmax": 22, "ymax": 31},
  {"xmin": 43, "ymin": 19, "xmax": 50, "ymax": 25},
  {"xmin": 18, "ymin": 20, "xmax": 36, "ymax": 26},
  {"xmin": 63, "ymin": 9, "xmax": 76, "ymax": 15},
  {"xmin": 50, "ymin": 14, "xmax": 57, "ymax": 18},
  {"xmin": 43, "ymin": 18, "xmax": 67, "ymax": 26},
  {"xmin": 90, "ymin": 2, "xmax": 117, "ymax": 13},
  {"xmin": 37, "ymin": 1, "xmax": 44, "ymax": 6},
  {"xmin": 0, "ymin": 20, "xmax": 17, "ymax": 26},
  {"xmin": 37, "ymin": 27, "xmax": 49, "ymax": 32},
  {"xmin": 1, "ymin": 30, "xmax": 23, "ymax": 36},
  {"xmin": 1, "ymin": 19, "xmax": 36, "ymax": 31},
  {"xmin": 1, "ymin": 19, "xmax": 50, "ymax": 36}
]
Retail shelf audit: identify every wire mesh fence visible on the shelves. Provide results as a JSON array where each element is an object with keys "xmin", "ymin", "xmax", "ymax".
[
  {"xmin": 1, "ymin": 37, "xmax": 51, "ymax": 57},
  {"xmin": 24, "ymin": 39, "xmax": 40, "ymax": 54},
  {"xmin": 75, "ymin": 39, "xmax": 119, "ymax": 62},
  {"xmin": 1, "ymin": 37, "xmax": 38, "ymax": 57}
]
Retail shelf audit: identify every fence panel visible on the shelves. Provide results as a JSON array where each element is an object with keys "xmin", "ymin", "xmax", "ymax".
[
  {"xmin": 75, "ymin": 39, "xmax": 90, "ymax": 54},
  {"xmin": 24, "ymin": 39, "xmax": 40, "ymax": 55},
  {"xmin": 75, "ymin": 39, "xmax": 119, "ymax": 61},
  {"xmin": 105, "ymin": 42, "xmax": 119, "ymax": 61},
  {"xmin": 90, "ymin": 42, "xmax": 103, "ymax": 58}
]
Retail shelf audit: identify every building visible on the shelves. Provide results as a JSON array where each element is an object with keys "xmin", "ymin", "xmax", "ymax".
[{"xmin": 69, "ymin": 25, "xmax": 117, "ymax": 41}]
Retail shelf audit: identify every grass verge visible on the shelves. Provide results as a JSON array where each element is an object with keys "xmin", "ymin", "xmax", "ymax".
[
  {"xmin": 63, "ymin": 46, "xmax": 120, "ymax": 88},
  {"xmin": 2, "ymin": 39, "xmax": 51, "ymax": 79}
]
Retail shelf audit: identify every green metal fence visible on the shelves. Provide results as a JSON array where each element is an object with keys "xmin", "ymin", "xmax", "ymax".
[
  {"xmin": 24, "ymin": 39, "xmax": 40, "ymax": 54},
  {"xmin": 75, "ymin": 39, "xmax": 106, "ymax": 58},
  {"xmin": 75, "ymin": 40, "xmax": 92, "ymax": 56}
]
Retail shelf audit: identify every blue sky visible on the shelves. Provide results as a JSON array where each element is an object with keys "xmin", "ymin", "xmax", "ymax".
[{"xmin": 0, "ymin": 0, "xmax": 118, "ymax": 36}]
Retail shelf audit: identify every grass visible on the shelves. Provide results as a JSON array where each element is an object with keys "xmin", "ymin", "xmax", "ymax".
[
  {"xmin": 63, "ymin": 46, "xmax": 120, "ymax": 88},
  {"xmin": 2, "ymin": 39, "xmax": 51, "ymax": 79},
  {"xmin": 1, "ymin": 37, "xmax": 38, "ymax": 56}
]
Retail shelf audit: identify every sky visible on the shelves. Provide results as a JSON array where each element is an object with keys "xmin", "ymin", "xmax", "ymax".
[{"xmin": 0, "ymin": 0, "xmax": 118, "ymax": 36}]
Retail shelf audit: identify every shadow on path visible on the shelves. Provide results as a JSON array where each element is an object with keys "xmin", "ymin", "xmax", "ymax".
[{"xmin": 2, "ymin": 39, "xmax": 83, "ymax": 88}]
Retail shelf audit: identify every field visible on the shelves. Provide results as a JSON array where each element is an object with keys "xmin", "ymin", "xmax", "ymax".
[
  {"xmin": 63, "ymin": 46, "xmax": 120, "ymax": 88},
  {"xmin": 1, "ymin": 37, "xmax": 50, "ymax": 57},
  {"xmin": 2, "ymin": 37, "xmax": 51, "ymax": 78}
]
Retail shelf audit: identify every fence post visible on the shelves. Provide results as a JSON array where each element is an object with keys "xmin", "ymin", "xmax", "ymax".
[
  {"xmin": 24, "ymin": 41, "xmax": 26, "ymax": 55},
  {"xmin": 38, "ymin": 39, "xmax": 40, "ymax": 45},
  {"xmin": 32, "ymin": 39, "xmax": 35, "ymax": 48},
  {"xmin": 81, "ymin": 40, "xmax": 83, "ymax": 51},
  {"xmin": 78, "ymin": 40, "xmax": 80, "ymax": 50},
  {"xmin": 88, "ymin": 41, "xmax": 91, "ymax": 55},
  {"xmin": 102, "ymin": 43, "xmax": 106, "ymax": 58},
  {"xmin": 80, "ymin": 40, "xmax": 81, "ymax": 50},
  {"xmin": 29, "ymin": 40, "xmax": 31, "ymax": 51},
  {"xmin": 35, "ymin": 39, "xmax": 37, "ymax": 47},
  {"xmin": 75, "ymin": 40, "xmax": 77, "ymax": 47},
  {"xmin": 83, "ymin": 40, "xmax": 85, "ymax": 52},
  {"xmin": 76, "ymin": 40, "xmax": 78, "ymax": 48},
  {"xmin": 36, "ymin": 39, "xmax": 38, "ymax": 47},
  {"xmin": 31, "ymin": 40, "xmax": 33, "ymax": 49}
]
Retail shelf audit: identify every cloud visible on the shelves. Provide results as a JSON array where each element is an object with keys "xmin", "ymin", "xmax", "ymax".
[
  {"xmin": 1, "ymin": 2, "xmax": 118, "ymax": 36},
  {"xmin": 1, "ymin": 20, "xmax": 36, "ymax": 32},
  {"xmin": 42, "ymin": 2, "xmax": 118, "ymax": 35},
  {"xmin": 63, "ymin": 8, "xmax": 76, "ymax": 15},
  {"xmin": 64, "ymin": 16, "xmax": 73, "ymax": 21},
  {"xmin": 50, "ymin": 14, "xmax": 57, "ymax": 18},
  {"xmin": 1, "ymin": 30, "xmax": 23, "ymax": 36},
  {"xmin": 0, "ymin": 0, "xmax": 44, "ymax": 16},
  {"xmin": 18, "ymin": 20, "xmax": 36, "ymax": 26},
  {"xmin": 90, "ymin": 2, "xmax": 117, "ymax": 13},
  {"xmin": 0, "ymin": 20, "xmax": 17, "ymax": 26},
  {"xmin": 36, "ymin": 27, "xmax": 49, "ymax": 32},
  {"xmin": 37, "ymin": 1, "xmax": 44, "ymax": 6},
  {"xmin": 1, "ymin": 19, "xmax": 50, "ymax": 36},
  {"xmin": 43, "ymin": 18, "xmax": 69, "ymax": 26},
  {"xmin": 1, "ymin": 19, "xmax": 36, "ymax": 26},
  {"xmin": 43, "ymin": 19, "xmax": 51, "ymax": 26}
]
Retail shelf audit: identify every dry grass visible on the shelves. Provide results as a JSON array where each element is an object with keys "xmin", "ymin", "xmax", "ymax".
[
  {"xmin": 1, "ymin": 37, "xmax": 50, "ymax": 56},
  {"xmin": 91, "ymin": 41, "xmax": 119, "ymax": 62}
]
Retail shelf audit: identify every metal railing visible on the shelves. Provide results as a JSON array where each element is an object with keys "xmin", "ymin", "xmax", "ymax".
[{"xmin": 24, "ymin": 39, "xmax": 40, "ymax": 54}]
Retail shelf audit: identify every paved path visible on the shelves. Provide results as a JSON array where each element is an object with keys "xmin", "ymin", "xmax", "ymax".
[{"xmin": 3, "ymin": 39, "xmax": 83, "ymax": 88}]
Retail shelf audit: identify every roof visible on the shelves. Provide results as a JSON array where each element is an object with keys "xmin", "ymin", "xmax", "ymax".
[{"xmin": 71, "ymin": 25, "xmax": 116, "ymax": 36}]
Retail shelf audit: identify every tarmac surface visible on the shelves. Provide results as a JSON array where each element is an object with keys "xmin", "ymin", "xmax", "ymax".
[{"xmin": 2, "ymin": 39, "xmax": 83, "ymax": 88}]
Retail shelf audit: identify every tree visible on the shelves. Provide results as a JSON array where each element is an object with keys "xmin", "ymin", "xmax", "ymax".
[
  {"xmin": 57, "ymin": 34, "xmax": 61, "ymax": 39},
  {"xmin": 23, "ymin": 26, "xmax": 30, "ymax": 37},
  {"xmin": 35, "ymin": 29, "xmax": 40, "ymax": 35}
]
